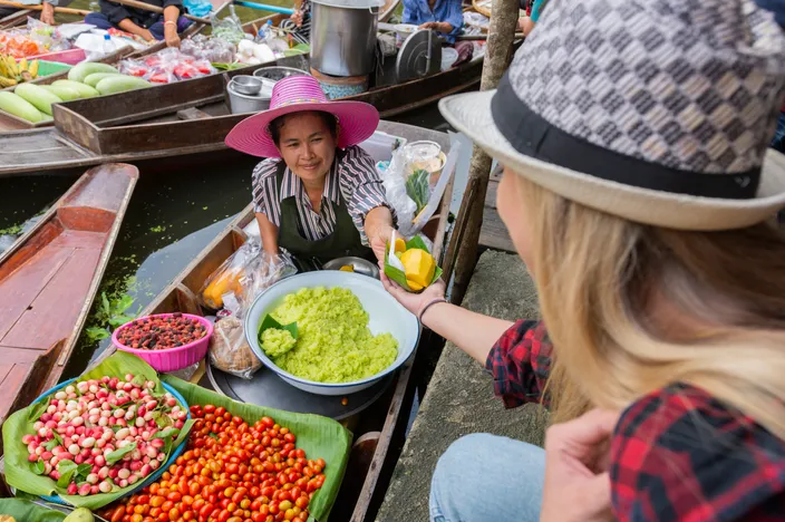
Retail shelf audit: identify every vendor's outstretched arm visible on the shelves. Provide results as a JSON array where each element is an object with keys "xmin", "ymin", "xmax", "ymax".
[
  {"xmin": 365, "ymin": 206, "xmax": 395, "ymax": 261},
  {"xmin": 255, "ymin": 212, "xmax": 279, "ymax": 258}
]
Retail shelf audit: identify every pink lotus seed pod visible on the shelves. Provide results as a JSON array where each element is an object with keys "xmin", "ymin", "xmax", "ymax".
[
  {"xmin": 90, "ymin": 485, "xmax": 99, "ymax": 495},
  {"xmin": 91, "ymin": 448, "xmax": 101, "ymax": 457},
  {"xmin": 81, "ymin": 437, "xmax": 96, "ymax": 448},
  {"xmin": 67, "ymin": 483, "xmax": 78, "ymax": 495},
  {"xmin": 142, "ymin": 456, "xmax": 150, "ymax": 464},
  {"xmin": 33, "ymin": 421, "xmax": 44, "ymax": 431},
  {"xmin": 58, "ymin": 452, "xmax": 73, "ymax": 461},
  {"xmin": 89, "ymin": 385, "xmax": 99, "ymax": 394},
  {"xmin": 75, "ymin": 455, "xmax": 84, "ymax": 465},
  {"xmin": 27, "ymin": 454, "xmax": 38, "ymax": 463},
  {"xmin": 128, "ymin": 474, "xmax": 139, "ymax": 485},
  {"xmin": 100, "ymin": 409, "xmax": 111, "ymax": 418},
  {"xmin": 35, "ymin": 446, "xmax": 44, "ymax": 456},
  {"xmin": 119, "ymin": 478, "xmax": 129, "ymax": 488},
  {"xmin": 88, "ymin": 415, "xmax": 99, "ymax": 425},
  {"xmin": 145, "ymin": 446, "xmax": 158, "ymax": 459},
  {"xmin": 50, "ymin": 456, "xmax": 60, "ymax": 467},
  {"xmin": 41, "ymin": 413, "xmax": 51, "ymax": 422},
  {"xmin": 51, "ymin": 470, "xmax": 60, "ymax": 480},
  {"xmin": 116, "ymin": 418, "xmax": 127, "ymax": 427},
  {"xmin": 41, "ymin": 451, "xmax": 53, "ymax": 461},
  {"xmin": 98, "ymin": 466, "xmax": 109, "ymax": 479},
  {"xmin": 130, "ymin": 461, "xmax": 142, "ymax": 472},
  {"xmin": 124, "ymin": 374, "xmax": 134, "ymax": 382},
  {"xmin": 96, "ymin": 438, "xmax": 107, "ymax": 449},
  {"xmin": 156, "ymin": 453, "xmax": 165, "ymax": 462},
  {"xmin": 65, "ymin": 426, "xmax": 75, "ymax": 437},
  {"xmin": 45, "ymin": 420, "xmax": 57, "ymax": 429},
  {"xmin": 149, "ymin": 459, "xmax": 159, "ymax": 470},
  {"xmin": 99, "ymin": 480, "xmax": 112, "ymax": 493},
  {"xmin": 129, "ymin": 426, "xmax": 138, "ymax": 437},
  {"xmin": 145, "ymin": 401, "xmax": 158, "ymax": 410},
  {"xmin": 68, "ymin": 444, "xmax": 79, "ymax": 455},
  {"xmin": 146, "ymin": 381, "xmax": 155, "ymax": 389},
  {"xmin": 101, "ymin": 402, "xmax": 112, "ymax": 411},
  {"xmin": 86, "ymin": 473, "xmax": 99, "ymax": 485},
  {"xmin": 47, "ymin": 405, "xmax": 57, "ymax": 415},
  {"xmin": 108, "ymin": 468, "xmax": 119, "ymax": 479},
  {"xmin": 98, "ymin": 417, "xmax": 109, "ymax": 428},
  {"xmin": 122, "ymin": 383, "xmax": 133, "ymax": 392},
  {"xmin": 166, "ymin": 398, "xmax": 177, "ymax": 408},
  {"xmin": 130, "ymin": 389, "xmax": 140, "ymax": 400},
  {"xmin": 77, "ymin": 382, "xmax": 88, "ymax": 394},
  {"xmin": 137, "ymin": 406, "xmax": 147, "ymax": 417},
  {"xmin": 96, "ymin": 455, "xmax": 106, "ymax": 467},
  {"xmin": 117, "ymin": 468, "xmax": 130, "ymax": 480},
  {"xmin": 22, "ymin": 434, "xmax": 33, "ymax": 445},
  {"xmin": 78, "ymin": 483, "xmax": 91, "ymax": 496},
  {"xmin": 72, "ymin": 417, "xmax": 84, "ymax": 427},
  {"xmin": 175, "ymin": 420, "xmax": 184, "ymax": 430},
  {"xmin": 150, "ymin": 439, "xmax": 164, "ymax": 449}
]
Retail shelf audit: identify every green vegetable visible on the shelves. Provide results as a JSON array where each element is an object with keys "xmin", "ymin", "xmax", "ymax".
[
  {"xmin": 95, "ymin": 75, "xmax": 151, "ymax": 95},
  {"xmin": 0, "ymin": 91, "xmax": 43, "ymax": 123},
  {"xmin": 405, "ymin": 169, "xmax": 431, "ymax": 214},
  {"xmin": 63, "ymin": 508, "xmax": 94, "ymax": 522},
  {"xmin": 43, "ymin": 85, "xmax": 82, "ymax": 101},
  {"xmin": 52, "ymin": 80, "xmax": 99, "ymax": 98},
  {"xmin": 67, "ymin": 62, "xmax": 118, "ymax": 83},
  {"xmin": 15, "ymin": 83, "xmax": 63, "ymax": 116},
  {"xmin": 82, "ymin": 72, "xmax": 123, "ymax": 88}
]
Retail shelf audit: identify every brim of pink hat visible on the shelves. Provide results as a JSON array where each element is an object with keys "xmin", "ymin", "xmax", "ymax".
[{"xmin": 225, "ymin": 100, "xmax": 380, "ymax": 159}]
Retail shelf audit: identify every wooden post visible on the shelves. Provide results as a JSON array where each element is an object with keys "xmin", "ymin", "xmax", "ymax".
[{"xmin": 443, "ymin": 0, "xmax": 519, "ymax": 304}]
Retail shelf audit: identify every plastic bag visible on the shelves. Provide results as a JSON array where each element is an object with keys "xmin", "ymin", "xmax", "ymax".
[
  {"xmin": 118, "ymin": 47, "xmax": 216, "ymax": 84},
  {"xmin": 203, "ymin": 238, "xmax": 297, "ymax": 379},
  {"xmin": 180, "ymin": 34, "xmax": 235, "ymax": 64},
  {"xmin": 211, "ymin": 14, "xmax": 245, "ymax": 45},
  {"xmin": 26, "ymin": 17, "xmax": 71, "ymax": 52}
]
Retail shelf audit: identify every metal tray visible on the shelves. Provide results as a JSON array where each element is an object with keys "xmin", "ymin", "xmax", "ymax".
[{"xmin": 206, "ymin": 362, "xmax": 393, "ymax": 420}]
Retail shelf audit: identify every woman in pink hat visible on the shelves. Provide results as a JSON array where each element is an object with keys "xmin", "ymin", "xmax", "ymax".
[{"xmin": 226, "ymin": 75, "xmax": 397, "ymax": 270}]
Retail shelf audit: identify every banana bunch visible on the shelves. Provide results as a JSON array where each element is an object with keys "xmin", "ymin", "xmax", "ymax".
[{"xmin": 0, "ymin": 55, "xmax": 39, "ymax": 87}]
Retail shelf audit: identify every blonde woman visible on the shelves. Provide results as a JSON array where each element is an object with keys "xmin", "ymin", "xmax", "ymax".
[{"xmin": 381, "ymin": 0, "xmax": 785, "ymax": 520}]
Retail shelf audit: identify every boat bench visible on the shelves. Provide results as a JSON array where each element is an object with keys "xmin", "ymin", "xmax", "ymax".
[{"xmin": 376, "ymin": 250, "xmax": 549, "ymax": 522}]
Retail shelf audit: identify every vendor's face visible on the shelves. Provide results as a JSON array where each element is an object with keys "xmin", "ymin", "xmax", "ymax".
[
  {"xmin": 497, "ymin": 167, "xmax": 534, "ymax": 270},
  {"xmin": 276, "ymin": 112, "xmax": 337, "ymax": 184}
]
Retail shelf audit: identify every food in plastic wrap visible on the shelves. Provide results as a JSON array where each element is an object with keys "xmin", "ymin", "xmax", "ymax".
[
  {"xmin": 211, "ymin": 15, "xmax": 246, "ymax": 45},
  {"xmin": 118, "ymin": 47, "xmax": 216, "ymax": 84},
  {"xmin": 209, "ymin": 314, "xmax": 262, "ymax": 379},
  {"xmin": 180, "ymin": 34, "xmax": 235, "ymax": 64}
]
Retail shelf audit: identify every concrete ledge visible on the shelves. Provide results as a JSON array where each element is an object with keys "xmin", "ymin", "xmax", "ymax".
[{"xmin": 376, "ymin": 250, "xmax": 548, "ymax": 522}]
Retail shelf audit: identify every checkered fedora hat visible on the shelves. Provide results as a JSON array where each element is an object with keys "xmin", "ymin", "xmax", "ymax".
[{"xmin": 440, "ymin": 0, "xmax": 785, "ymax": 230}]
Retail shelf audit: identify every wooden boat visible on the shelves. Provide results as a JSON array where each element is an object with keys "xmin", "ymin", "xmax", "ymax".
[
  {"xmin": 0, "ymin": 163, "xmax": 138, "ymax": 454},
  {"xmin": 0, "ymin": 45, "xmax": 484, "ymax": 175}
]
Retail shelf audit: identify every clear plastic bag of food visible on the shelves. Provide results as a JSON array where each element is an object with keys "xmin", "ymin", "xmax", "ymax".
[
  {"xmin": 205, "ymin": 239, "xmax": 297, "ymax": 379},
  {"xmin": 180, "ymin": 34, "xmax": 235, "ymax": 64},
  {"xmin": 209, "ymin": 314, "xmax": 262, "ymax": 379},
  {"xmin": 379, "ymin": 155, "xmax": 417, "ymax": 236},
  {"xmin": 211, "ymin": 14, "xmax": 245, "ymax": 45}
]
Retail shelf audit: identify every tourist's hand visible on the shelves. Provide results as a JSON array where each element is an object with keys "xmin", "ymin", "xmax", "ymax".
[
  {"xmin": 164, "ymin": 24, "xmax": 180, "ymax": 47},
  {"xmin": 540, "ymin": 409, "xmax": 618, "ymax": 522},
  {"xmin": 419, "ymin": 21, "xmax": 452, "ymax": 34},
  {"xmin": 290, "ymin": 10, "xmax": 303, "ymax": 27},
  {"xmin": 380, "ymin": 264, "xmax": 446, "ymax": 318},
  {"xmin": 40, "ymin": 2, "xmax": 55, "ymax": 25}
]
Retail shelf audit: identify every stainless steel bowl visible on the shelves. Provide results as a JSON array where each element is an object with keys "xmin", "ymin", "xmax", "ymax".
[
  {"xmin": 322, "ymin": 256, "xmax": 380, "ymax": 279},
  {"xmin": 230, "ymin": 75, "xmax": 263, "ymax": 95}
]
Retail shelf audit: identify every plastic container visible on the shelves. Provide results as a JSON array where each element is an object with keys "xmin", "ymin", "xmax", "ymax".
[
  {"xmin": 28, "ymin": 377, "xmax": 190, "ymax": 505},
  {"xmin": 29, "ymin": 48, "xmax": 86, "ymax": 65},
  {"xmin": 36, "ymin": 60, "xmax": 72, "ymax": 77},
  {"xmin": 112, "ymin": 313, "xmax": 214, "ymax": 372},
  {"xmin": 441, "ymin": 47, "xmax": 459, "ymax": 71}
]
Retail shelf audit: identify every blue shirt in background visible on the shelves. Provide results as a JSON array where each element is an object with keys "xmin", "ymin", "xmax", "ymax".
[
  {"xmin": 402, "ymin": 0, "xmax": 463, "ymax": 44},
  {"xmin": 529, "ymin": 0, "xmax": 548, "ymax": 22}
]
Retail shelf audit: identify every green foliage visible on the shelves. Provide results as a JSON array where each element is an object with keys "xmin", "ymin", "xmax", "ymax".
[
  {"xmin": 85, "ymin": 289, "xmax": 139, "ymax": 343},
  {"xmin": 405, "ymin": 169, "xmax": 431, "ymax": 214}
]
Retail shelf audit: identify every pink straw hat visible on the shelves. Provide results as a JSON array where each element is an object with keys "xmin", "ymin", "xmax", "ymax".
[{"xmin": 225, "ymin": 75, "xmax": 380, "ymax": 159}]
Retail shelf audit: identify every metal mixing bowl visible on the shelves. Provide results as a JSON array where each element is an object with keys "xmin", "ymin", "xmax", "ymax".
[{"xmin": 322, "ymin": 256, "xmax": 380, "ymax": 279}]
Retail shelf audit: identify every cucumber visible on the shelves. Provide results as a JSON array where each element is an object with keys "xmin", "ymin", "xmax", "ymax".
[
  {"xmin": 0, "ymin": 91, "xmax": 43, "ymax": 123},
  {"xmin": 95, "ymin": 75, "xmax": 151, "ymax": 95},
  {"xmin": 14, "ymin": 83, "xmax": 62, "ymax": 116},
  {"xmin": 83, "ymin": 72, "xmax": 123, "ymax": 88},
  {"xmin": 43, "ymin": 85, "xmax": 81, "ymax": 101},
  {"xmin": 67, "ymin": 62, "xmax": 118, "ymax": 83},
  {"xmin": 52, "ymin": 80, "xmax": 99, "ymax": 98}
]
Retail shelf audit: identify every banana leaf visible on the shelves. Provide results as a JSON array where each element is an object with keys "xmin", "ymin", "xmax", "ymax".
[
  {"xmin": 3, "ymin": 351, "xmax": 192, "ymax": 510},
  {"xmin": 0, "ymin": 499, "xmax": 65, "ymax": 521},
  {"xmin": 384, "ymin": 235, "xmax": 443, "ymax": 293},
  {"xmin": 161, "ymin": 375, "xmax": 352, "ymax": 522},
  {"xmin": 405, "ymin": 169, "xmax": 430, "ymax": 215}
]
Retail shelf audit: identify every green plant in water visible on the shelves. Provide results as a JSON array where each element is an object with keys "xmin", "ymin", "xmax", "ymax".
[{"xmin": 85, "ymin": 291, "xmax": 139, "ymax": 343}]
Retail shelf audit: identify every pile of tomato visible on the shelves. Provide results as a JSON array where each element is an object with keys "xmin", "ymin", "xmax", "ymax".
[{"xmin": 102, "ymin": 404, "xmax": 327, "ymax": 522}]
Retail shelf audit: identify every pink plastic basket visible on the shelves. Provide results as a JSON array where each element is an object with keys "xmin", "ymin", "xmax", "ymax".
[
  {"xmin": 112, "ymin": 313, "xmax": 213, "ymax": 372},
  {"xmin": 30, "ymin": 49, "xmax": 86, "ymax": 65}
]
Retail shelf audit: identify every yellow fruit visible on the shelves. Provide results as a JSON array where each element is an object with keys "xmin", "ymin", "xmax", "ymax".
[
  {"xmin": 394, "ymin": 237, "xmax": 406, "ymax": 254},
  {"xmin": 202, "ymin": 268, "xmax": 243, "ymax": 309},
  {"xmin": 406, "ymin": 279, "xmax": 424, "ymax": 292},
  {"xmin": 0, "ymin": 76, "xmax": 17, "ymax": 87},
  {"xmin": 18, "ymin": 57, "xmax": 27, "ymax": 73},
  {"xmin": 400, "ymin": 248, "xmax": 436, "ymax": 289},
  {"xmin": 28, "ymin": 59, "xmax": 38, "ymax": 78},
  {"xmin": 340, "ymin": 265, "xmax": 354, "ymax": 272}
]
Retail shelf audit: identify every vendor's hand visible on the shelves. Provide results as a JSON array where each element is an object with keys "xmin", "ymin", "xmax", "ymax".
[
  {"xmin": 140, "ymin": 29, "xmax": 156, "ymax": 43},
  {"xmin": 164, "ymin": 24, "xmax": 181, "ymax": 47},
  {"xmin": 40, "ymin": 2, "xmax": 55, "ymax": 25},
  {"xmin": 540, "ymin": 409, "xmax": 618, "ymax": 522},
  {"xmin": 369, "ymin": 224, "xmax": 395, "ymax": 262},
  {"xmin": 290, "ymin": 10, "xmax": 304, "ymax": 27},
  {"xmin": 380, "ymin": 264, "xmax": 446, "ymax": 318},
  {"xmin": 419, "ymin": 21, "xmax": 452, "ymax": 34}
]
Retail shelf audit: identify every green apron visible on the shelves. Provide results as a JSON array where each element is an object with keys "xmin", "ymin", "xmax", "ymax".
[{"xmin": 275, "ymin": 162, "xmax": 374, "ymax": 272}]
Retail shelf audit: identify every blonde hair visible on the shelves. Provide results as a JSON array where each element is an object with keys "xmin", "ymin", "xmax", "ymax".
[{"xmin": 513, "ymin": 174, "xmax": 785, "ymax": 437}]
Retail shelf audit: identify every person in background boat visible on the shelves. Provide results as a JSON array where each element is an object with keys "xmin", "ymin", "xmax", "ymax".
[
  {"xmin": 287, "ymin": 0, "xmax": 311, "ymax": 40},
  {"xmin": 225, "ymin": 75, "xmax": 398, "ymax": 272},
  {"xmin": 403, "ymin": 0, "xmax": 463, "ymax": 44},
  {"xmin": 381, "ymin": 0, "xmax": 785, "ymax": 521},
  {"xmin": 0, "ymin": 0, "xmax": 68, "ymax": 26},
  {"xmin": 83, "ymin": 0, "xmax": 191, "ymax": 47},
  {"xmin": 517, "ymin": 0, "xmax": 547, "ymax": 36}
]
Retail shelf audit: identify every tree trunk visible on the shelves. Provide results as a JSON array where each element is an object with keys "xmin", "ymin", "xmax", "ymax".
[{"xmin": 444, "ymin": 0, "xmax": 519, "ymax": 304}]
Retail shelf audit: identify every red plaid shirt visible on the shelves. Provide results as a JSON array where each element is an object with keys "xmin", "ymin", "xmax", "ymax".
[{"xmin": 486, "ymin": 320, "xmax": 785, "ymax": 521}]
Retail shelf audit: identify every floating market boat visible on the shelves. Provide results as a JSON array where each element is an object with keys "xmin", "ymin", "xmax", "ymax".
[
  {"xmin": 0, "ymin": 163, "xmax": 137, "ymax": 453},
  {"xmin": 0, "ymin": 121, "xmax": 454, "ymax": 518}
]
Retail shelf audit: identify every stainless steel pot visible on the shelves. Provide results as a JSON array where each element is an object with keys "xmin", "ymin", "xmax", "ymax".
[
  {"xmin": 310, "ymin": 0, "xmax": 383, "ymax": 77},
  {"xmin": 227, "ymin": 79, "xmax": 272, "ymax": 114}
]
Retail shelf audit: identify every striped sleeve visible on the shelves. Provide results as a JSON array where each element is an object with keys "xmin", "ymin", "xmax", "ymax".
[
  {"xmin": 251, "ymin": 159, "xmax": 282, "ymax": 227},
  {"xmin": 338, "ymin": 146, "xmax": 397, "ymax": 246}
]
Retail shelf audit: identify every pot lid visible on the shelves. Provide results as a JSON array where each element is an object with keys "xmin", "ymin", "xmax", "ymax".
[
  {"xmin": 311, "ymin": 0, "xmax": 384, "ymax": 8},
  {"xmin": 396, "ymin": 29, "xmax": 442, "ymax": 82}
]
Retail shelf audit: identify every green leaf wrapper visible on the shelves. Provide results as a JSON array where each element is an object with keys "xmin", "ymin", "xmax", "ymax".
[
  {"xmin": 3, "ymin": 351, "xmax": 192, "ymax": 510},
  {"xmin": 383, "ymin": 236, "xmax": 443, "ymax": 293},
  {"xmin": 160, "ymin": 375, "xmax": 352, "ymax": 522},
  {"xmin": 0, "ymin": 499, "xmax": 66, "ymax": 522}
]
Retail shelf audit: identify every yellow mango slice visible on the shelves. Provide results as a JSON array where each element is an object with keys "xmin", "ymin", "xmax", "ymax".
[
  {"xmin": 394, "ymin": 237, "xmax": 407, "ymax": 254},
  {"xmin": 340, "ymin": 265, "xmax": 355, "ymax": 272},
  {"xmin": 406, "ymin": 279, "xmax": 424, "ymax": 292},
  {"xmin": 400, "ymin": 248, "xmax": 436, "ymax": 288}
]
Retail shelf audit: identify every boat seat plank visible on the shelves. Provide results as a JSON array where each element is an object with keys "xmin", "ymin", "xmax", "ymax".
[
  {"xmin": 0, "ymin": 247, "xmax": 74, "ymax": 340},
  {"xmin": 2, "ymin": 247, "xmax": 101, "ymax": 350},
  {"xmin": 0, "ymin": 131, "xmax": 91, "ymax": 168}
]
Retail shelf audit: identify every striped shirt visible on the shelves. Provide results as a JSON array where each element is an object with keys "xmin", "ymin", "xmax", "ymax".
[{"xmin": 251, "ymin": 146, "xmax": 392, "ymax": 246}]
